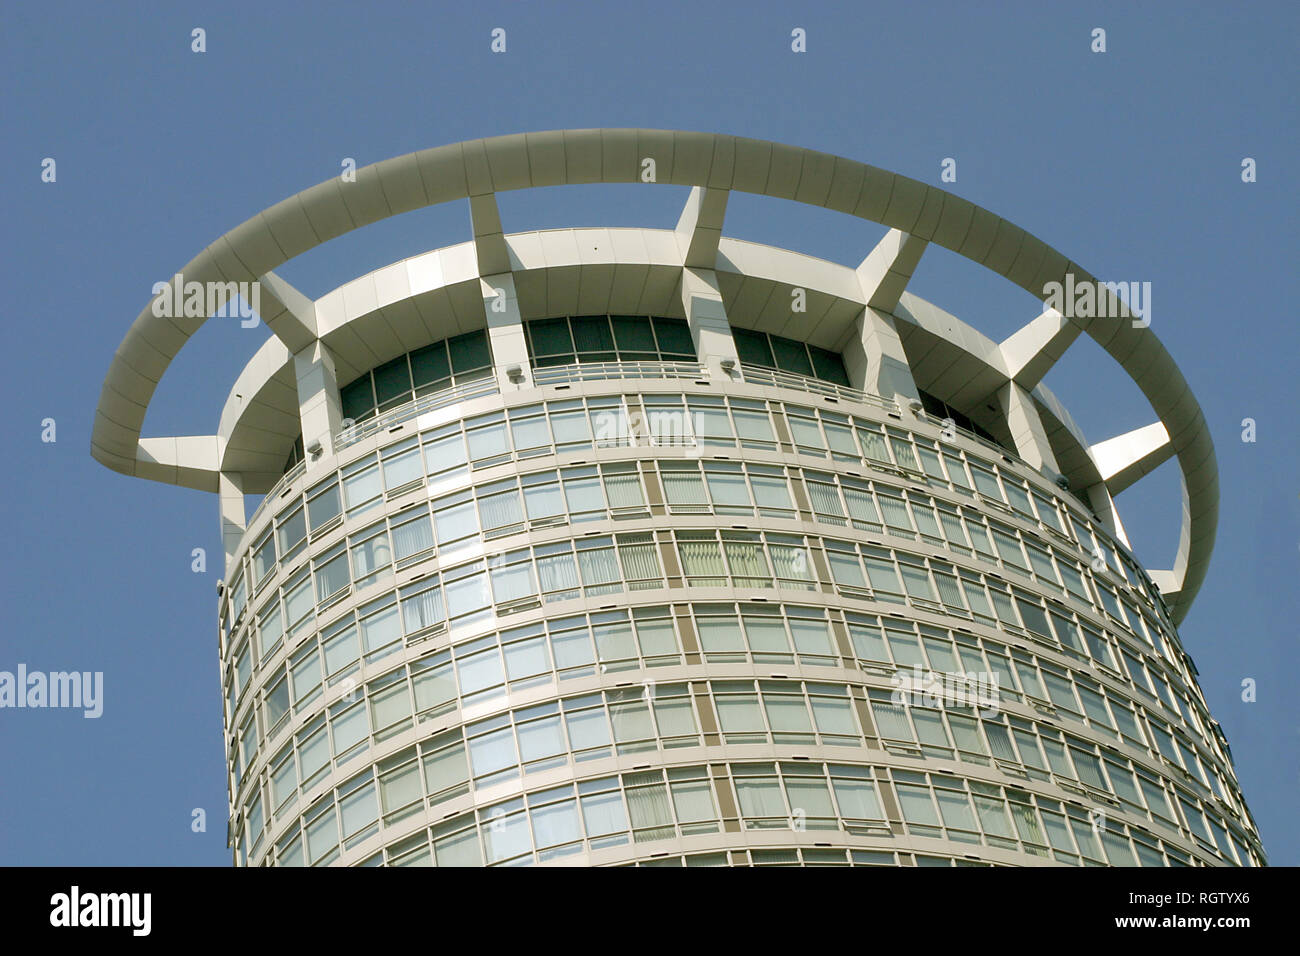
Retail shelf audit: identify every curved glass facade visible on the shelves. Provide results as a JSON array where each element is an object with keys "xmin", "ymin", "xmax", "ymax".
[{"xmin": 219, "ymin": 370, "xmax": 1263, "ymax": 868}]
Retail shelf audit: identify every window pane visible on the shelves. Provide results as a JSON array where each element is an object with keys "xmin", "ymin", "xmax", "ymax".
[
  {"xmin": 770, "ymin": 336, "xmax": 814, "ymax": 375},
  {"xmin": 448, "ymin": 330, "xmax": 491, "ymax": 372}
]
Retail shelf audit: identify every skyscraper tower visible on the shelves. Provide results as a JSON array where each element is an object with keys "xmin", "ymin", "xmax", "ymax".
[{"xmin": 91, "ymin": 131, "xmax": 1264, "ymax": 867}]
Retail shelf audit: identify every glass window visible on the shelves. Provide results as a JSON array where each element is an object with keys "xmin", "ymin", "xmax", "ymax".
[
  {"xmin": 611, "ymin": 316, "xmax": 657, "ymax": 352},
  {"xmin": 518, "ymin": 714, "xmax": 566, "ymax": 767},
  {"xmin": 832, "ymin": 776, "xmax": 882, "ymax": 820},
  {"xmin": 277, "ymin": 506, "xmax": 307, "ymax": 556},
  {"xmin": 469, "ymin": 726, "xmax": 517, "ymax": 780},
  {"xmin": 532, "ymin": 798, "xmax": 582, "ymax": 853},
  {"xmin": 331, "ymin": 701, "xmax": 369, "ymax": 759},
  {"xmin": 434, "ymin": 497, "xmax": 479, "ymax": 545},
  {"xmin": 410, "ymin": 341, "xmax": 451, "ymax": 387},
  {"xmin": 373, "ymin": 356, "xmax": 412, "ymax": 407},
  {"xmin": 706, "ymin": 467, "xmax": 751, "ymax": 511},
  {"xmin": 284, "ymin": 575, "xmax": 314, "ymax": 628},
  {"xmin": 322, "ymin": 623, "xmax": 359, "ymax": 680},
  {"xmin": 529, "ymin": 318, "xmax": 573, "ymax": 357},
  {"xmin": 423, "ymin": 430, "xmax": 468, "ymax": 479},
  {"xmin": 809, "ymin": 347, "xmax": 850, "ymax": 385},
  {"xmin": 563, "ymin": 471, "xmax": 605, "ymax": 520},
  {"xmin": 828, "ymin": 549, "xmax": 866, "ymax": 587},
  {"xmin": 306, "ymin": 806, "xmax": 339, "ymax": 865},
  {"xmin": 265, "ymin": 675, "xmax": 290, "ymax": 730},
  {"xmin": 291, "ymin": 650, "xmax": 322, "ymax": 709},
  {"xmin": 445, "ymin": 569, "xmax": 491, "ymax": 620},
  {"xmin": 671, "ymin": 780, "xmax": 717, "ymax": 827},
  {"xmin": 566, "ymin": 706, "xmax": 611, "ymax": 755},
  {"xmin": 734, "ymin": 409, "xmax": 775, "ymax": 445},
  {"xmin": 480, "ymin": 486, "xmax": 525, "ymax": 534},
  {"xmin": 733, "ymin": 329, "xmax": 775, "ymax": 367},
  {"xmin": 400, "ymin": 584, "xmax": 445, "ymax": 633},
  {"xmin": 549, "ymin": 406, "xmax": 591, "ymax": 446},
  {"xmin": 352, "ymin": 528, "xmax": 392, "ymax": 581},
  {"xmin": 787, "ymin": 415, "xmax": 825, "ymax": 451},
  {"xmin": 897, "ymin": 785, "xmax": 940, "ymax": 827},
  {"xmin": 315, "ymin": 550, "xmax": 350, "ymax": 601},
  {"xmin": 865, "ymin": 555, "xmax": 902, "ymax": 595},
  {"xmin": 652, "ymin": 317, "xmax": 696, "ymax": 356},
  {"xmin": 251, "ymin": 533, "xmax": 277, "ymax": 585},
  {"xmin": 341, "ymin": 376, "xmax": 375, "ymax": 422},
  {"xmin": 736, "ymin": 776, "xmax": 786, "ymax": 820},
  {"xmin": 360, "ymin": 601, "xmax": 402, "ymax": 656},
  {"xmin": 523, "ymin": 475, "xmax": 565, "ymax": 521},
  {"xmin": 448, "ymin": 330, "xmax": 491, "ymax": 373},
  {"xmin": 581, "ymin": 789, "xmax": 628, "ymax": 841},
  {"xmin": 662, "ymin": 466, "xmax": 707, "ymax": 507},
  {"xmin": 604, "ymin": 469, "xmax": 645, "ymax": 510},
  {"xmin": 382, "ymin": 440, "xmax": 423, "ymax": 490},
  {"xmin": 770, "ymin": 336, "xmax": 814, "ymax": 376},
  {"xmin": 698, "ymin": 618, "xmax": 745, "ymax": 655},
  {"xmin": 751, "ymin": 473, "xmax": 792, "ymax": 513}
]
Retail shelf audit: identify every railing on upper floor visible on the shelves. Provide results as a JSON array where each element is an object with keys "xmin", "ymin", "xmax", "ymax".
[
  {"xmin": 334, "ymin": 375, "xmax": 501, "ymax": 450},
  {"xmin": 531, "ymin": 360, "xmax": 706, "ymax": 386},
  {"xmin": 737, "ymin": 364, "xmax": 900, "ymax": 414}
]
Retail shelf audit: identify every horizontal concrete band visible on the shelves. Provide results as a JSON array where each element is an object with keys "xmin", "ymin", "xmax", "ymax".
[{"xmin": 90, "ymin": 129, "xmax": 1216, "ymax": 623}]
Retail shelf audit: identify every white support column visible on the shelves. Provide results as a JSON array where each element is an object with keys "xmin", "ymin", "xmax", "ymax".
[
  {"xmin": 842, "ymin": 307, "xmax": 920, "ymax": 405},
  {"xmin": 219, "ymin": 471, "xmax": 246, "ymax": 571},
  {"xmin": 293, "ymin": 340, "xmax": 344, "ymax": 472},
  {"xmin": 481, "ymin": 274, "xmax": 533, "ymax": 391},
  {"xmin": 994, "ymin": 381, "xmax": 1061, "ymax": 474},
  {"xmin": 680, "ymin": 267, "xmax": 739, "ymax": 380},
  {"xmin": 844, "ymin": 229, "xmax": 925, "ymax": 404}
]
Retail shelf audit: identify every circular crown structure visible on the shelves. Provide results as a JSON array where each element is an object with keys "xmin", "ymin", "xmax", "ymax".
[{"xmin": 93, "ymin": 131, "xmax": 1262, "ymax": 868}]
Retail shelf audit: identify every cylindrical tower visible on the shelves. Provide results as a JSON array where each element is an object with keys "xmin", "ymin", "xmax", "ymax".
[{"xmin": 91, "ymin": 131, "xmax": 1264, "ymax": 867}]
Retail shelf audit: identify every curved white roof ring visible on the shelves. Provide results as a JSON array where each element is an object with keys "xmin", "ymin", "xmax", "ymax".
[{"xmin": 91, "ymin": 129, "xmax": 1216, "ymax": 623}]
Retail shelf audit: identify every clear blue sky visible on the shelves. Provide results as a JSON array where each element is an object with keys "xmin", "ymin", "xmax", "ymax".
[{"xmin": 1, "ymin": 0, "xmax": 1295, "ymax": 865}]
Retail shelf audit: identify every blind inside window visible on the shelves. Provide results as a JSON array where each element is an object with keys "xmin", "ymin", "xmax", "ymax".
[
  {"xmin": 724, "ymin": 540, "xmax": 768, "ymax": 579},
  {"xmin": 618, "ymin": 540, "xmax": 662, "ymax": 581},
  {"xmin": 807, "ymin": 482, "xmax": 844, "ymax": 517},
  {"xmin": 879, "ymin": 496, "xmax": 912, "ymax": 530},
  {"xmin": 680, "ymin": 540, "xmax": 725, "ymax": 576},
  {"xmin": 537, "ymin": 553, "xmax": 579, "ymax": 593},
  {"xmin": 577, "ymin": 547, "xmax": 620, "ymax": 585},
  {"xmin": 626, "ymin": 783, "xmax": 674, "ymax": 837},
  {"xmin": 604, "ymin": 472, "xmax": 644, "ymax": 508},
  {"xmin": 662, "ymin": 469, "xmax": 707, "ymax": 505},
  {"xmin": 393, "ymin": 515, "xmax": 434, "ymax": 559},
  {"xmin": 402, "ymin": 587, "xmax": 444, "ymax": 631},
  {"xmin": 858, "ymin": 429, "xmax": 890, "ymax": 463},
  {"xmin": 736, "ymin": 779, "xmax": 785, "ymax": 818},
  {"xmin": 479, "ymin": 490, "xmax": 523, "ymax": 530},
  {"xmin": 871, "ymin": 700, "xmax": 913, "ymax": 740},
  {"xmin": 770, "ymin": 544, "xmax": 811, "ymax": 580}
]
